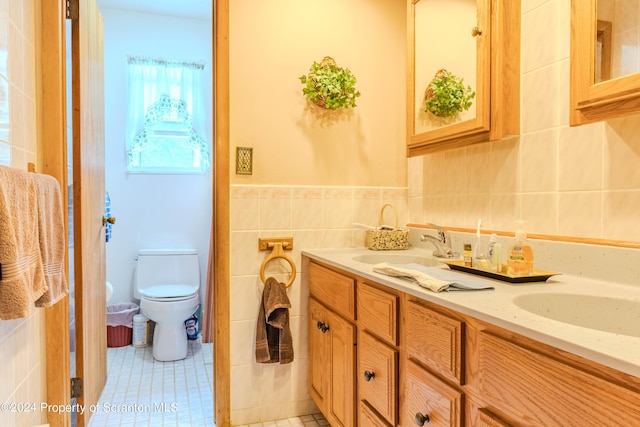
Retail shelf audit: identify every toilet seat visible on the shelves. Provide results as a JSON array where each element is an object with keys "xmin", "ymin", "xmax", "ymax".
[{"xmin": 142, "ymin": 284, "xmax": 198, "ymax": 302}]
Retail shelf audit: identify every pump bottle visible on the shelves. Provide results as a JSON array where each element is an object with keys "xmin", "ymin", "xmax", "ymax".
[{"xmin": 506, "ymin": 221, "xmax": 534, "ymax": 276}]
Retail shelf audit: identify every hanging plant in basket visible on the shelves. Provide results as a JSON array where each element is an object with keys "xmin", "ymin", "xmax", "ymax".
[
  {"xmin": 424, "ymin": 69, "xmax": 475, "ymax": 117},
  {"xmin": 299, "ymin": 56, "xmax": 361, "ymax": 110}
]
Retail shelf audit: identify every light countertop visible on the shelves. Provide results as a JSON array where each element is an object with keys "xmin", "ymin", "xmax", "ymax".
[{"xmin": 302, "ymin": 247, "xmax": 640, "ymax": 379}]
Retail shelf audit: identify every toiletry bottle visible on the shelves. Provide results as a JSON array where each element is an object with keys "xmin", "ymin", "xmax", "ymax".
[
  {"xmin": 464, "ymin": 244, "xmax": 473, "ymax": 267},
  {"xmin": 506, "ymin": 222, "xmax": 534, "ymax": 276},
  {"xmin": 488, "ymin": 233, "xmax": 502, "ymax": 273}
]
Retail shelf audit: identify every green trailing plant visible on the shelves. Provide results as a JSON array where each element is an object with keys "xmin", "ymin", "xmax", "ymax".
[
  {"xmin": 299, "ymin": 56, "xmax": 361, "ymax": 110},
  {"xmin": 424, "ymin": 69, "xmax": 475, "ymax": 117}
]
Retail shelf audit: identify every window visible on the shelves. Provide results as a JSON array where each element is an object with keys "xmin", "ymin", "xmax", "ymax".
[{"xmin": 126, "ymin": 57, "xmax": 210, "ymax": 173}]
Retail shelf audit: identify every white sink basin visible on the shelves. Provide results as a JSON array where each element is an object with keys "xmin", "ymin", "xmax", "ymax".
[
  {"xmin": 513, "ymin": 293, "xmax": 640, "ymax": 337},
  {"xmin": 352, "ymin": 253, "xmax": 441, "ymax": 267}
]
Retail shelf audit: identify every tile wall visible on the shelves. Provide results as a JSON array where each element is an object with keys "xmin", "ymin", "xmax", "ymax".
[
  {"xmin": 0, "ymin": 0, "xmax": 48, "ymax": 426},
  {"xmin": 408, "ymin": 0, "xmax": 640, "ymax": 243},
  {"xmin": 229, "ymin": 185, "xmax": 407, "ymax": 424}
]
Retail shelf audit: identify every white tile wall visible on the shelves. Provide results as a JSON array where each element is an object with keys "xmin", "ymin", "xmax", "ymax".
[
  {"xmin": 409, "ymin": 0, "xmax": 640, "ymax": 242},
  {"xmin": 229, "ymin": 185, "xmax": 407, "ymax": 425},
  {"xmin": 0, "ymin": 0, "xmax": 47, "ymax": 426}
]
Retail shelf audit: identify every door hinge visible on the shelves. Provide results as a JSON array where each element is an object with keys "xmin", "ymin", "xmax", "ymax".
[
  {"xmin": 66, "ymin": 0, "xmax": 78, "ymax": 20},
  {"xmin": 71, "ymin": 377, "xmax": 83, "ymax": 399}
]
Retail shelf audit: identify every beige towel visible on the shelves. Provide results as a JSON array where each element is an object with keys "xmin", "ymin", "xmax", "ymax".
[
  {"xmin": 34, "ymin": 173, "xmax": 68, "ymax": 307},
  {"xmin": 255, "ymin": 277, "xmax": 294, "ymax": 364},
  {"xmin": 0, "ymin": 166, "xmax": 46, "ymax": 319}
]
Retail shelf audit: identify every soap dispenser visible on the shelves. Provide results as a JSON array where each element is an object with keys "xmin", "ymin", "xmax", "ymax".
[{"xmin": 506, "ymin": 220, "xmax": 534, "ymax": 276}]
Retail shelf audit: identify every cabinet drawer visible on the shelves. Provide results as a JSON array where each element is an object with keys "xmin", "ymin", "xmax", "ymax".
[
  {"xmin": 467, "ymin": 399, "xmax": 514, "ymax": 427},
  {"xmin": 472, "ymin": 330, "xmax": 640, "ymax": 426},
  {"xmin": 357, "ymin": 282, "xmax": 398, "ymax": 346},
  {"xmin": 309, "ymin": 262, "xmax": 356, "ymax": 321},
  {"xmin": 359, "ymin": 401, "xmax": 392, "ymax": 427},
  {"xmin": 358, "ymin": 331, "xmax": 398, "ymax": 425},
  {"xmin": 401, "ymin": 360, "xmax": 463, "ymax": 427},
  {"xmin": 405, "ymin": 298, "xmax": 464, "ymax": 384}
]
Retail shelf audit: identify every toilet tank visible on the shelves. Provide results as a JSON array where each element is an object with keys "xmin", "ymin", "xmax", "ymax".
[{"xmin": 134, "ymin": 249, "xmax": 200, "ymax": 299}]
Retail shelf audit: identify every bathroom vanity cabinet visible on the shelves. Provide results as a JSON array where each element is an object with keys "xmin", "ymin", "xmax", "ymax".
[
  {"xmin": 305, "ymin": 258, "xmax": 640, "ymax": 427},
  {"xmin": 308, "ymin": 262, "xmax": 357, "ymax": 427},
  {"xmin": 406, "ymin": 0, "xmax": 520, "ymax": 156}
]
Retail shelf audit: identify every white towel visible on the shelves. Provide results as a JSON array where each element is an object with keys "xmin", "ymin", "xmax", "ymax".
[
  {"xmin": 373, "ymin": 262, "xmax": 494, "ymax": 292},
  {"xmin": 0, "ymin": 166, "xmax": 47, "ymax": 319}
]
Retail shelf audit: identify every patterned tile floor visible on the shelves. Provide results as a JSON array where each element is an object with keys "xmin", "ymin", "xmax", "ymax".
[
  {"xmin": 235, "ymin": 413, "xmax": 329, "ymax": 427},
  {"xmin": 87, "ymin": 339, "xmax": 214, "ymax": 427},
  {"xmin": 85, "ymin": 338, "xmax": 327, "ymax": 427}
]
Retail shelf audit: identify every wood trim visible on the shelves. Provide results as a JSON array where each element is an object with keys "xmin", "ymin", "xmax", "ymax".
[
  {"xmin": 570, "ymin": 0, "xmax": 640, "ymax": 125},
  {"xmin": 214, "ymin": 0, "xmax": 231, "ymax": 425},
  {"xmin": 407, "ymin": 0, "xmax": 519, "ymax": 157},
  {"xmin": 39, "ymin": 0, "xmax": 71, "ymax": 425},
  {"xmin": 407, "ymin": 223, "xmax": 640, "ymax": 250}
]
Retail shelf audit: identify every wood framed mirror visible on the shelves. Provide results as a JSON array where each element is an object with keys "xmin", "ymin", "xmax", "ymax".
[
  {"xmin": 570, "ymin": 0, "xmax": 640, "ymax": 125},
  {"xmin": 406, "ymin": 0, "xmax": 520, "ymax": 156}
]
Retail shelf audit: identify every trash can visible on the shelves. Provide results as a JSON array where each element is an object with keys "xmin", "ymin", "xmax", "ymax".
[{"xmin": 106, "ymin": 303, "xmax": 139, "ymax": 347}]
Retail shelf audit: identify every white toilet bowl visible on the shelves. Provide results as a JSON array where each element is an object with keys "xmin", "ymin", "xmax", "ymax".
[
  {"xmin": 134, "ymin": 249, "xmax": 201, "ymax": 362},
  {"xmin": 140, "ymin": 291, "xmax": 199, "ymax": 361}
]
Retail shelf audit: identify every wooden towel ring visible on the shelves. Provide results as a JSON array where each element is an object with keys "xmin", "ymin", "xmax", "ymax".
[{"xmin": 259, "ymin": 242, "xmax": 296, "ymax": 288}]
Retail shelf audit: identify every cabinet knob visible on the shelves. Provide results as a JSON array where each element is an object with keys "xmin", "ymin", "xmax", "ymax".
[
  {"xmin": 471, "ymin": 26, "xmax": 483, "ymax": 37},
  {"xmin": 363, "ymin": 370, "xmax": 375, "ymax": 381},
  {"xmin": 316, "ymin": 321, "xmax": 329, "ymax": 333},
  {"xmin": 415, "ymin": 412, "xmax": 430, "ymax": 425}
]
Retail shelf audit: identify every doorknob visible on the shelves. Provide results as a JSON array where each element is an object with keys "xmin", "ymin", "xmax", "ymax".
[{"xmin": 102, "ymin": 216, "xmax": 116, "ymax": 226}]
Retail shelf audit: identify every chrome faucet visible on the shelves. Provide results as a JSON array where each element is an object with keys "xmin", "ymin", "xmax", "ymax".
[{"xmin": 421, "ymin": 223, "xmax": 458, "ymax": 258}]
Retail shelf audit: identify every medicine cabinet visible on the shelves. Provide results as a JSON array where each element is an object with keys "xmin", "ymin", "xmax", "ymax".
[
  {"xmin": 406, "ymin": 0, "xmax": 520, "ymax": 156},
  {"xmin": 570, "ymin": 0, "xmax": 640, "ymax": 125}
]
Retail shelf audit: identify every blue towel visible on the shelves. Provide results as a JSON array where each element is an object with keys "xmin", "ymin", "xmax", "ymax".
[{"xmin": 105, "ymin": 191, "xmax": 112, "ymax": 243}]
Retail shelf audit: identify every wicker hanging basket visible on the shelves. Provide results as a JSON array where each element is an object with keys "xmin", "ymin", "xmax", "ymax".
[
  {"xmin": 299, "ymin": 56, "xmax": 360, "ymax": 110},
  {"xmin": 423, "ymin": 68, "xmax": 475, "ymax": 117},
  {"xmin": 311, "ymin": 57, "xmax": 336, "ymax": 109},
  {"xmin": 423, "ymin": 69, "xmax": 449, "ymax": 105}
]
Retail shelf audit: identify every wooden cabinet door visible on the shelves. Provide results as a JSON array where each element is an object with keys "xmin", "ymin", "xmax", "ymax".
[
  {"xmin": 401, "ymin": 360, "xmax": 463, "ymax": 427},
  {"xmin": 469, "ymin": 329, "xmax": 640, "ymax": 426},
  {"xmin": 308, "ymin": 298, "xmax": 329, "ymax": 411},
  {"xmin": 358, "ymin": 331, "xmax": 398, "ymax": 425},
  {"xmin": 405, "ymin": 299, "xmax": 465, "ymax": 385},
  {"xmin": 308, "ymin": 298, "xmax": 356, "ymax": 427},
  {"xmin": 327, "ymin": 309, "xmax": 357, "ymax": 427},
  {"xmin": 407, "ymin": 0, "xmax": 520, "ymax": 156}
]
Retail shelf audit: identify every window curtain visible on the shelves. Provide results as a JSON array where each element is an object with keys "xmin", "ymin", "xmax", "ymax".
[{"xmin": 126, "ymin": 56, "xmax": 207, "ymax": 158}]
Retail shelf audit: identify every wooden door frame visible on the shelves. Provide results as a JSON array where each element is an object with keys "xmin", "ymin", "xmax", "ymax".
[
  {"xmin": 40, "ymin": 0, "xmax": 71, "ymax": 426},
  {"xmin": 40, "ymin": 1, "xmax": 232, "ymax": 426},
  {"xmin": 213, "ymin": 0, "xmax": 231, "ymax": 425}
]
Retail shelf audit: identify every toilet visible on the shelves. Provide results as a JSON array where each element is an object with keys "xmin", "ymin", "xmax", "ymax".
[{"xmin": 134, "ymin": 249, "xmax": 200, "ymax": 362}]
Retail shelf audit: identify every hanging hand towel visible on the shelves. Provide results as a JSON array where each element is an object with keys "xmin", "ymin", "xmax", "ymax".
[
  {"xmin": 255, "ymin": 277, "xmax": 294, "ymax": 364},
  {"xmin": 0, "ymin": 166, "xmax": 46, "ymax": 319},
  {"xmin": 34, "ymin": 173, "xmax": 68, "ymax": 307}
]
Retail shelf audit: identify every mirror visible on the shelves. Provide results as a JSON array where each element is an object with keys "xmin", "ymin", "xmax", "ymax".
[
  {"xmin": 595, "ymin": 0, "xmax": 640, "ymax": 83},
  {"xmin": 412, "ymin": 0, "xmax": 479, "ymax": 135},
  {"xmin": 407, "ymin": 0, "xmax": 519, "ymax": 156},
  {"xmin": 570, "ymin": 0, "xmax": 640, "ymax": 125}
]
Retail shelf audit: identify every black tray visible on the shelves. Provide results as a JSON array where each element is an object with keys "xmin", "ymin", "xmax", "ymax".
[{"xmin": 441, "ymin": 260, "xmax": 559, "ymax": 283}]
